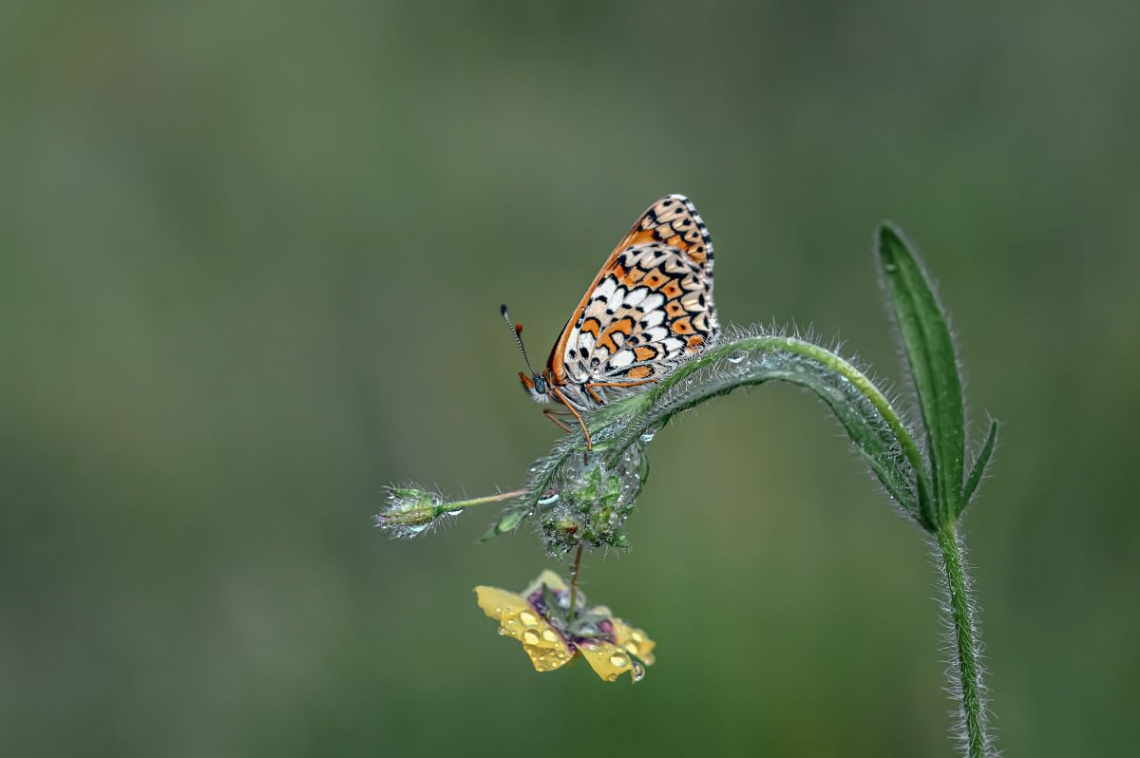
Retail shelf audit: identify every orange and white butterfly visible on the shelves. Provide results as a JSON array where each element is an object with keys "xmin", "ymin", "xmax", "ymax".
[{"xmin": 502, "ymin": 194, "xmax": 718, "ymax": 447}]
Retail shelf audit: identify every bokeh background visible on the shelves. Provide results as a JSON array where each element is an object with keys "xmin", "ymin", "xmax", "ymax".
[{"xmin": 3, "ymin": 2, "xmax": 1139, "ymax": 756}]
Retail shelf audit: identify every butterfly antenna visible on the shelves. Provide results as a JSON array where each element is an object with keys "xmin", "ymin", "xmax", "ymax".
[{"xmin": 500, "ymin": 304, "xmax": 537, "ymax": 374}]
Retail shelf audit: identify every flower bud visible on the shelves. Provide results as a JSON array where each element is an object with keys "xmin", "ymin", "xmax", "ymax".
[{"xmin": 375, "ymin": 485, "xmax": 444, "ymax": 538}]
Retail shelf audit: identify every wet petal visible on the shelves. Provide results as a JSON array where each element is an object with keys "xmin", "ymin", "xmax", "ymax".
[
  {"xmin": 576, "ymin": 640, "xmax": 641, "ymax": 682},
  {"xmin": 612, "ymin": 618, "xmax": 656, "ymax": 665},
  {"xmin": 523, "ymin": 569, "xmax": 569, "ymax": 595},
  {"xmin": 474, "ymin": 586, "xmax": 575, "ymax": 673}
]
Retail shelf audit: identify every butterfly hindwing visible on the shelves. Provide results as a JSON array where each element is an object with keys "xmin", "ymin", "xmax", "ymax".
[{"xmin": 553, "ymin": 195, "xmax": 718, "ymax": 389}]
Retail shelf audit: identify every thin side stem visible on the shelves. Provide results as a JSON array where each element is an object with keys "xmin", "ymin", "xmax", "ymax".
[
  {"xmin": 937, "ymin": 524, "xmax": 989, "ymax": 758},
  {"xmin": 440, "ymin": 489, "xmax": 528, "ymax": 513},
  {"xmin": 380, "ymin": 488, "xmax": 527, "ymax": 530}
]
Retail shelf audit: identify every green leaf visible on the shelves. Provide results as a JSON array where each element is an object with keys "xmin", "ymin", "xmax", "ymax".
[
  {"xmin": 960, "ymin": 419, "xmax": 998, "ymax": 516},
  {"xmin": 878, "ymin": 225, "xmax": 966, "ymax": 524},
  {"xmin": 480, "ymin": 502, "xmax": 530, "ymax": 542}
]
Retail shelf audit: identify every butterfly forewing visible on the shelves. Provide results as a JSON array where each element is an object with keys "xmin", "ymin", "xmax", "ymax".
[{"xmin": 551, "ymin": 195, "xmax": 718, "ymax": 393}]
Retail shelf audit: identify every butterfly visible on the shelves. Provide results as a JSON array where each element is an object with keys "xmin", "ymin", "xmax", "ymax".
[{"xmin": 502, "ymin": 194, "xmax": 718, "ymax": 448}]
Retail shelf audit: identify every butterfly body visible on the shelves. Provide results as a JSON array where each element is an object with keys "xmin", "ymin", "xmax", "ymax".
[{"xmin": 511, "ymin": 194, "xmax": 718, "ymax": 444}]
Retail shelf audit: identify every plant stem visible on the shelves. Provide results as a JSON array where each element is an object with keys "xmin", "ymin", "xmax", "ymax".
[
  {"xmin": 588, "ymin": 334, "xmax": 932, "ymax": 526},
  {"xmin": 438, "ymin": 488, "xmax": 527, "ymax": 514},
  {"xmin": 568, "ymin": 544, "xmax": 584, "ymax": 621},
  {"xmin": 612, "ymin": 336, "xmax": 928, "ymax": 493},
  {"xmin": 937, "ymin": 524, "xmax": 989, "ymax": 758}
]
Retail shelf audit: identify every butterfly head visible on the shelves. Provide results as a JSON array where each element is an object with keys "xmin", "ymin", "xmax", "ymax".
[
  {"xmin": 518, "ymin": 371, "xmax": 551, "ymax": 403},
  {"xmin": 502, "ymin": 304, "xmax": 550, "ymax": 403}
]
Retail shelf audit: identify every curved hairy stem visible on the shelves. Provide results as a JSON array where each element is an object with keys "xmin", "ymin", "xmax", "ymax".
[
  {"xmin": 598, "ymin": 332, "xmax": 934, "ymax": 528},
  {"xmin": 938, "ymin": 525, "xmax": 990, "ymax": 758}
]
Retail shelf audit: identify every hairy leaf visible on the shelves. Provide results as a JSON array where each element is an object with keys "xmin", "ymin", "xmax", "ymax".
[{"xmin": 878, "ymin": 225, "xmax": 965, "ymax": 524}]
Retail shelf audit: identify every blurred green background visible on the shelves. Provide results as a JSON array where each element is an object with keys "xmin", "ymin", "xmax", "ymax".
[{"xmin": 3, "ymin": 1, "xmax": 1138, "ymax": 756}]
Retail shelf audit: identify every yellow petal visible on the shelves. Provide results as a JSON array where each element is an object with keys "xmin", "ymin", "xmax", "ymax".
[
  {"xmin": 576, "ymin": 640, "xmax": 643, "ymax": 682},
  {"xmin": 474, "ymin": 586, "xmax": 574, "ymax": 673},
  {"xmin": 523, "ymin": 569, "xmax": 568, "ymax": 595},
  {"xmin": 612, "ymin": 619, "xmax": 656, "ymax": 665}
]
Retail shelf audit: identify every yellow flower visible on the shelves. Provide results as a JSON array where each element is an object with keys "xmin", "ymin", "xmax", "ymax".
[{"xmin": 474, "ymin": 570, "xmax": 656, "ymax": 682}]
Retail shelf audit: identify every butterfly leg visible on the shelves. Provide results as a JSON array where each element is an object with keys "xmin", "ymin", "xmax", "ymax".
[
  {"xmin": 542, "ymin": 408, "xmax": 574, "ymax": 433},
  {"xmin": 552, "ymin": 387, "xmax": 593, "ymax": 450}
]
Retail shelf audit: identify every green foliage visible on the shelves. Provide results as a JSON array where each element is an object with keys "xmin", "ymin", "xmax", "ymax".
[
  {"xmin": 962, "ymin": 419, "xmax": 999, "ymax": 516},
  {"xmin": 877, "ymin": 225, "xmax": 967, "ymax": 525},
  {"xmin": 384, "ymin": 223, "xmax": 999, "ymax": 757}
]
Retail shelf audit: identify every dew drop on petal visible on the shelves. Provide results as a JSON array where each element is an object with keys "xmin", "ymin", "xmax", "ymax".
[
  {"xmin": 542, "ymin": 629, "xmax": 559, "ymax": 643},
  {"xmin": 523, "ymin": 629, "xmax": 541, "ymax": 645},
  {"xmin": 497, "ymin": 627, "xmax": 508, "ymax": 636},
  {"xmin": 727, "ymin": 350, "xmax": 747, "ymax": 364},
  {"xmin": 631, "ymin": 661, "xmax": 646, "ymax": 683},
  {"xmin": 609, "ymin": 652, "xmax": 629, "ymax": 668},
  {"xmin": 519, "ymin": 611, "xmax": 538, "ymax": 626}
]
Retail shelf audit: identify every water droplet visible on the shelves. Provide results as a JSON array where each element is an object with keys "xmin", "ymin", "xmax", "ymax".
[
  {"xmin": 542, "ymin": 629, "xmax": 559, "ymax": 643},
  {"xmin": 538, "ymin": 494, "xmax": 560, "ymax": 506},
  {"xmin": 497, "ymin": 627, "xmax": 507, "ymax": 636},
  {"xmin": 631, "ymin": 661, "xmax": 646, "ymax": 682},
  {"xmin": 609, "ymin": 652, "xmax": 629, "ymax": 668},
  {"xmin": 405, "ymin": 524, "xmax": 429, "ymax": 535},
  {"xmin": 631, "ymin": 631, "xmax": 645, "ymax": 643},
  {"xmin": 625, "ymin": 642, "xmax": 639, "ymax": 655},
  {"xmin": 606, "ymin": 673, "xmax": 619, "ymax": 682},
  {"xmin": 445, "ymin": 509, "xmax": 463, "ymax": 516},
  {"xmin": 727, "ymin": 350, "xmax": 746, "ymax": 364},
  {"xmin": 522, "ymin": 629, "xmax": 541, "ymax": 645},
  {"xmin": 519, "ymin": 611, "xmax": 538, "ymax": 626},
  {"xmin": 639, "ymin": 430, "xmax": 656, "ymax": 443}
]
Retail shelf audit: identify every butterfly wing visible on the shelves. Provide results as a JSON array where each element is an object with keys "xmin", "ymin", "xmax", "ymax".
[{"xmin": 549, "ymin": 194, "xmax": 717, "ymax": 389}]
